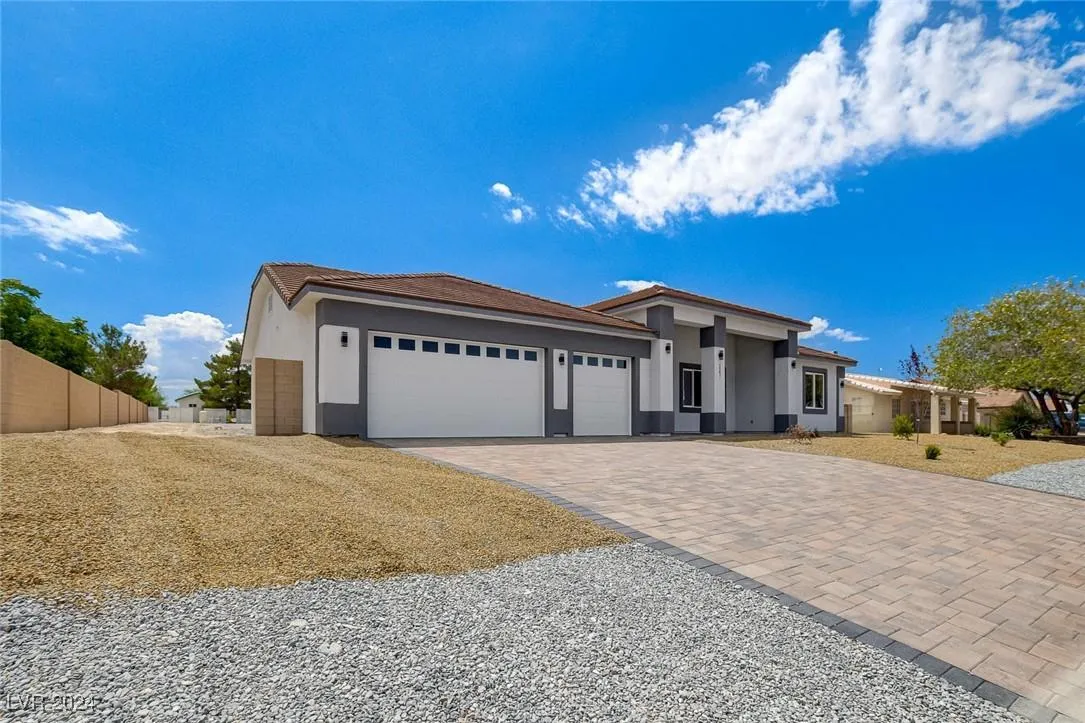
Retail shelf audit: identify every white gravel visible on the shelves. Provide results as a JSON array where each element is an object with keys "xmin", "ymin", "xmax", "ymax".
[
  {"xmin": 1, "ymin": 545, "xmax": 1022, "ymax": 722},
  {"xmin": 987, "ymin": 458, "xmax": 1085, "ymax": 499}
]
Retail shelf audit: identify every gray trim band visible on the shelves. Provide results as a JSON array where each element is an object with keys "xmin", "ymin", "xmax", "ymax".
[
  {"xmin": 773, "ymin": 330, "xmax": 798, "ymax": 358},
  {"xmin": 699, "ymin": 315, "xmax": 727, "ymax": 348},
  {"xmin": 774, "ymin": 414, "xmax": 798, "ymax": 433},
  {"xmin": 645, "ymin": 304, "xmax": 675, "ymax": 340},
  {"xmin": 700, "ymin": 412, "xmax": 726, "ymax": 434}
]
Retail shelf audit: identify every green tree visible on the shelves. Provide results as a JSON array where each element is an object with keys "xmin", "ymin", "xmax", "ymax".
[
  {"xmin": 88, "ymin": 324, "xmax": 164, "ymax": 406},
  {"xmin": 0, "ymin": 279, "xmax": 95, "ymax": 374},
  {"xmin": 934, "ymin": 279, "xmax": 1085, "ymax": 435},
  {"xmin": 194, "ymin": 337, "xmax": 250, "ymax": 413}
]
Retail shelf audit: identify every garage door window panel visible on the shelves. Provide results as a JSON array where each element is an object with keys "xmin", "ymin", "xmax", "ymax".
[
  {"xmin": 398, "ymin": 338, "xmax": 416, "ymax": 351},
  {"xmin": 524, "ymin": 350, "xmax": 537, "ymax": 362},
  {"xmin": 373, "ymin": 335, "xmax": 392, "ymax": 349},
  {"xmin": 445, "ymin": 343, "xmax": 460, "ymax": 354},
  {"xmin": 486, "ymin": 347, "xmax": 501, "ymax": 358}
]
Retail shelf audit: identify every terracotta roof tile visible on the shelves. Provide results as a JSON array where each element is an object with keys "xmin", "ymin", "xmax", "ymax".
[
  {"xmin": 260, "ymin": 263, "xmax": 652, "ymax": 333},
  {"xmin": 975, "ymin": 387, "xmax": 1028, "ymax": 409},
  {"xmin": 797, "ymin": 345, "xmax": 857, "ymax": 364},
  {"xmin": 586, "ymin": 285, "xmax": 811, "ymax": 328}
]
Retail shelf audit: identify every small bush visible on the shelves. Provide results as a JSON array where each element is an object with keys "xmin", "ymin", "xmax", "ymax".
[
  {"xmin": 991, "ymin": 431, "xmax": 1012, "ymax": 446},
  {"xmin": 892, "ymin": 414, "xmax": 915, "ymax": 440},
  {"xmin": 786, "ymin": 424, "xmax": 816, "ymax": 443},
  {"xmin": 995, "ymin": 399, "xmax": 1044, "ymax": 440},
  {"xmin": 924, "ymin": 444, "xmax": 941, "ymax": 460},
  {"xmin": 973, "ymin": 423, "xmax": 991, "ymax": 437}
]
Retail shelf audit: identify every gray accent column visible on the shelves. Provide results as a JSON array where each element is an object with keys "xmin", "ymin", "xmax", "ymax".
[
  {"xmin": 837, "ymin": 365, "xmax": 846, "ymax": 433},
  {"xmin": 630, "ymin": 357, "xmax": 644, "ymax": 436},
  {"xmin": 644, "ymin": 304, "xmax": 675, "ymax": 435},
  {"xmin": 699, "ymin": 315, "xmax": 727, "ymax": 434},
  {"xmin": 773, "ymin": 330, "xmax": 799, "ymax": 432}
]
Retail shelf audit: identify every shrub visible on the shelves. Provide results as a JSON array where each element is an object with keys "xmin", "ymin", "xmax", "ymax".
[
  {"xmin": 892, "ymin": 414, "xmax": 915, "ymax": 440},
  {"xmin": 991, "ymin": 431, "xmax": 1012, "ymax": 446},
  {"xmin": 785, "ymin": 424, "xmax": 816, "ymax": 443},
  {"xmin": 995, "ymin": 399, "xmax": 1044, "ymax": 440},
  {"xmin": 925, "ymin": 444, "xmax": 941, "ymax": 460},
  {"xmin": 973, "ymin": 423, "xmax": 992, "ymax": 437}
]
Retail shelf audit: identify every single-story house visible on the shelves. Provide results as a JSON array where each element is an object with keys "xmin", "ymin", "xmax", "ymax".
[
  {"xmin": 175, "ymin": 392, "xmax": 204, "ymax": 411},
  {"xmin": 170, "ymin": 392, "xmax": 204, "ymax": 423},
  {"xmin": 974, "ymin": 387, "xmax": 1073, "ymax": 428},
  {"xmin": 240, "ymin": 262, "xmax": 856, "ymax": 438},
  {"xmin": 842, "ymin": 374, "xmax": 979, "ymax": 435}
]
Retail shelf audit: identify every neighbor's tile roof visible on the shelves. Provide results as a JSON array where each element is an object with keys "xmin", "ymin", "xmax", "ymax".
[
  {"xmin": 586, "ymin": 285, "xmax": 811, "ymax": 328},
  {"xmin": 974, "ymin": 387, "xmax": 1026, "ymax": 409},
  {"xmin": 847, "ymin": 373, "xmax": 978, "ymax": 396},
  {"xmin": 797, "ymin": 345, "xmax": 857, "ymax": 365},
  {"xmin": 844, "ymin": 377, "xmax": 902, "ymax": 395},
  {"xmin": 260, "ymin": 263, "xmax": 653, "ymax": 333}
]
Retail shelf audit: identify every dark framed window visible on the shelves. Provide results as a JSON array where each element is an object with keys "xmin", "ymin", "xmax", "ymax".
[
  {"xmin": 373, "ymin": 335, "xmax": 392, "ymax": 349},
  {"xmin": 505, "ymin": 348, "xmax": 519, "ymax": 360},
  {"xmin": 398, "ymin": 338, "xmax": 416, "ymax": 351},
  {"xmin": 587, "ymin": 356, "xmax": 599, "ymax": 367},
  {"xmin": 445, "ymin": 343, "xmax": 460, "ymax": 355},
  {"xmin": 422, "ymin": 340, "xmax": 439, "ymax": 353},
  {"xmin": 803, "ymin": 368, "xmax": 827, "ymax": 413},
  {"xmin": 680, "ymin": 363, "xmax": 702, "ymax": 412},
  {"xmin": 616, "ymin": 359, "xmax": 627, "ymax": 369},
  {"xmin": 486, "ymin": 346, "xmax": 500, "ymax": 358},
  {"xmin": 466, "ymin": 345, "xmax": 481, "ymax": 357},
  {"xmin": 524, "ymin": 350, "xmax": 538, "ymax": 362},
  {"xmin": 572, "ymin": 354, "xmax": 584, "ymax": 365},
  {"xmin": 602, "ymin": 358, "xmax": 613, "ymax": 368},
  {"xmin": 891, "ymin": 398, "xmax": 901, "ymax": 418}
]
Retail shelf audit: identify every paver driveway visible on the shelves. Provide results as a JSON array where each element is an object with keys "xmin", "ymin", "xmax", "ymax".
[{"xmin": 399, "ymin": 439, "xmax": 1085, "ymax": 719}]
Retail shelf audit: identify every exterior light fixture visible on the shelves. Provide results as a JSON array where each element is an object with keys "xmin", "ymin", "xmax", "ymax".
[
  {"xmin": 665, "ymin": 342, "xmax": 672, "ymax": 354},
  {"xmin": 790, "ymin": 359, "xmax": 797, "ymax": 369},
  {"xmin": 340, "ymin": 331, "xmax": 349, "ymax": 347},
  {"xmin": 839, "ymin": 379, "xmax": 845, "ymax": 388},
  {"xmin": 717, "ymin": 350, "xmax": 724, "ymax": 361},
  {"xmin": 558, "ymin": 353, "xmax": 566, "ymax": 366}
]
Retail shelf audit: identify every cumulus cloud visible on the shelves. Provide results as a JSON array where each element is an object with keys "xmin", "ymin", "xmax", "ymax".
[
  {"xmin": 489, "ymin": 182, "xmax": 535, "ymax": 224},
  {"xmin": 799, "ymin": 315, "xmax": 868, "ymax": 343},
  {"xmin": 1, "ymin": 200, "xmax": 138, "ymax": 254},
  {"xmin": 555, "ymin": 205, "xmax": 595, "ymax": 230},
  {"xmin": 614, "ymin": 279, "xmax": 665, "ymax": 293},
  {"xmin": 567, "ymin": 0, "xmax": 1085, "ymax": 231},
  {"xmin": 747, "ymin": 61, "xmax": 771, "ymax": 83},
  {"xmin": 34, "ymin": 252, "xmax": 84, "ymax": 273},
  {"xmin": 123, "ymin": 312, "xmax": 238, "ymax": 400}
]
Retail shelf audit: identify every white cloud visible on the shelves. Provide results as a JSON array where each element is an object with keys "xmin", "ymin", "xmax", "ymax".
[
  {"xmin": 489, "ymin": 182, "xmax": 536, "ymax": 225},
  {"xmin": 799, "ymin": 315, "xmax": 868, "ymax": 342},
  {"xmin": 614, "ymin": 279, "xmax": 665, "ymax": 293},
  {"xmin": 1074, "ymin": 18, "xmax": 1084, "ymax": 32},
  {"xmin": 747, "ymin": 61, "xmax": 772, "ymax": 83},
  {"xmin": 34, "ymin": 252, "xmax": 84, "ymax": 273},
  {"xmin": 489, "ymin": 182, "xmax": 513, "ymax": 199},
  {"xmin": 569, "ymin": 0, "xmax": 1085, "ymax": 231},
  {"xmin": 996, "ymin": 0, "xmax": 1024, "ymax": 11},
  {"xmin": 1, "ymin": 200, "xmax": 138, "ymax": 254},
  {"xmin": 123, "ymin": 311, "xmax": 236, "ymax": 400},
  {"xmin": 555, "ymin": 205, "xmax": 595, "ymax": 230}
]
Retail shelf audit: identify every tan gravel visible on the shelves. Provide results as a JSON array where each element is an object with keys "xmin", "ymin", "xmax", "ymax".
[
  {"xmin": 718, "ymin": 432, "xmax": 1085, "ymax": 480},
  {"xmin": 0, "ymin": 431, "xmax": 623, "ymax": 601}
]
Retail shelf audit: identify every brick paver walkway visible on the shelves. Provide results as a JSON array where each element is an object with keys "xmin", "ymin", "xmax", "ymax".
[{"xmin": 401, "ymin": 439, "xmax": 1085, "ymax": 719}]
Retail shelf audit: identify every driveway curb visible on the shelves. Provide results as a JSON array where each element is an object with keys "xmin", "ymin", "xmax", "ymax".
[{"xmin": 392, "ymin": 447, "xmax": 1075, "ymax": 723}]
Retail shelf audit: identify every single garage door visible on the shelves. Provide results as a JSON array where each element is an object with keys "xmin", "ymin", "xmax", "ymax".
[
  {"xmin": 572, "ymin": 353, "xmax": 630, "ymax": 436},
  {"xmin": 367, "ymin": 332, "xmax": 544, "ymax": 438}
]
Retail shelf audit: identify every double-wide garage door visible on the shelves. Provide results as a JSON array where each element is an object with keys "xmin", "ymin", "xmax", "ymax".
[{"xmin": 367, "ymin": 332, "xmax": 545, "ymax": 438}]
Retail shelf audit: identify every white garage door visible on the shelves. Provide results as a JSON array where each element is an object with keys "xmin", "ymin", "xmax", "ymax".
[
  {"xmin": 367, "ymin": 332, "xmax": 544, "ymax": 438},
  {"xmin": 572, "ymin": 353, "xmax": 631, "ymax": 436}
]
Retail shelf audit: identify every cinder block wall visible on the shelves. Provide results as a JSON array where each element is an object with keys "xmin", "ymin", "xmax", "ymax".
[{"xmin": 0, "ymin": 340, "xmax": 150, "ymax": 434}]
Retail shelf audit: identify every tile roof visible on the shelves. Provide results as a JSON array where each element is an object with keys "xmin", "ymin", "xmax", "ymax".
[
  {"xmin": 259, "ymin": 263, "xmax": 653, "ymax": 333},
  {"xmin": 847, "ymin": 373, "xmax": 978, "ymax": 396},
  {"xmin": 797, "ymin": 345, "xmax": 858, "ymax": 365},
  {"xmin": 974, "ymin": 387, "xmax": 1027, "ymax": 409},
  {"xmin": 843, "ymin": 377, "xmax": 902, "ymax": 395},
  {"xmin": 585, "ymin": 284, "xmax": 811, "ymax": 328}
]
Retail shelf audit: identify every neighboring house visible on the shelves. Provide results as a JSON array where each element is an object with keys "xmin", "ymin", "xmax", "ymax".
[
  {"xmin": 172, "ymin": 392, "xmax": 204, "ymax": 424},
  {"xmin": 842, "ymin": 374, "xmax": 979, "ymax": 435},
  {"xmin": 240, "ymin": 263, "xmax": 857, "ymax": 439},
  {"xmin": 175, "ymin": 392, "xmax": 204, "ymax": 411},
  {"xmin": 974, "ymin": 387, "xmax": 1072, "ymax": 428}
]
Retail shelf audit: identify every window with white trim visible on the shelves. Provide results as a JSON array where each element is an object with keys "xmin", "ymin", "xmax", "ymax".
[
  {"xmin": 803, "ymin": 370, "xmax": 826, "ymax": 411},
  {"xmin": 680, "ymin": 363, "xmax": 701, "ymax": 412}
]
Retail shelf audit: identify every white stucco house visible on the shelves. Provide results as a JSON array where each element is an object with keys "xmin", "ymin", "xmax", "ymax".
[
  {"xmin": 842, "ymin": 374, "xmax": 979, "ymax": 435},
  {"xmin": 240, "ymin": 263, "xmax": 857, "ymax": 438}
]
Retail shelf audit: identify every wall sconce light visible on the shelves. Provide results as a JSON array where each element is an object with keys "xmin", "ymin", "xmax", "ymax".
[
  {"xmin": 664, "ymin": 342, "xmax": 672, "ymax": 354},
  {"xmin": 558, "ymin": 352, "xmax": 566, "ymax": 366},
  {"xmin": 790, "ymin": 359, "xmax": 797, "ymax": 369},
  {"xmin": 340, "ymin": 331, "xmax": 349, "ymax": 348},
  {"xmin": 717, "ymin": 350, "xmax": 724, "ymax": 361},
  {"xmin": 839, "ymin": 379, "xmax": 845, "ymax": 388}
]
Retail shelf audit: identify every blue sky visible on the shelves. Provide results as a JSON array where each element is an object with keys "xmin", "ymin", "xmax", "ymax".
[{"xmin": 3, "ymin": 1, "xmax": 1083, "ymax": 399}]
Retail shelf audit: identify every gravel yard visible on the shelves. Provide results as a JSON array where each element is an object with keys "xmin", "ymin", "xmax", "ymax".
[
  {"xmin": 0, "ymin": 544, "xmax": 1022, "ymax": 723},
  {"xmin": 987, "ymin": 457, "xmax": 1085, "ymax": 499}
]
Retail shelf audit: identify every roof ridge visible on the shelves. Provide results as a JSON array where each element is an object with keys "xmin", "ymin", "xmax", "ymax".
[{"xmin": 439, "ymin": 272, "xmax": 647, "ymax": 327}]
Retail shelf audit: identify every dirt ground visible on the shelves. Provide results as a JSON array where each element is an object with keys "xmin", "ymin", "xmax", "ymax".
[
  {"xmin": 720, "ymin": 432, "xmax": 1085, "ymax": 479},
  {"xmin": 94, "ymin": 421, "xmax": 253, "ymax": 437},
  {"xmin": 0, "ymin": 431, "xmax": 623, "ymax": 601}
]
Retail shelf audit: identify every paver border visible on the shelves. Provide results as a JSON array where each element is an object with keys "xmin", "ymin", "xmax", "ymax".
[{"xmin": 389, "ymin": 446, "xmax": 1076, "ymax": 723}]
